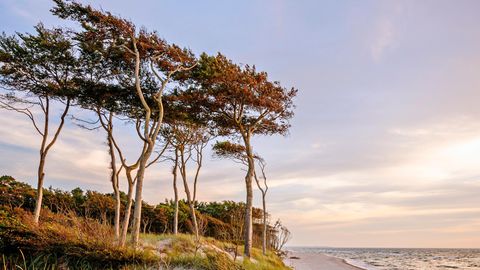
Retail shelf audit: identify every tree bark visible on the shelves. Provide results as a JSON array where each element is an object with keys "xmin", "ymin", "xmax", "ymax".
[
  {"xmin": 173, "ymin": 148, "xmax": 179, "ymax": 235},
  {"xmin": 192, "ymin": 144, "xmax": 204, "ymax": 203},
  {"xmin": 180, "ymin": 146, "xmax": 199, "ymax": 241},
  {"xmin": 33, "ymin": 152, "xmax": 47, "ymax": 224},
  {"xmin": 262, "ymin": 193, "xmax": 267, "ymax": 254},
  {"xmin": 242, "ymin": 131, "xmax": 255, "ymax": 258},
  {"xmin": 108, "ymin": 133, "xmax": 121, "ymax": 239},
  {"xmin": 119, "ymin": 169, "xmax": 135, "ymax": 247},
  {"xmin": 131, "ymin": 143, "xmax": 154, "ymax": 245}
]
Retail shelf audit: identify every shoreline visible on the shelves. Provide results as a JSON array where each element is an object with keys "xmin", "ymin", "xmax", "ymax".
[{"xmin": 284, "ymin": 251, "xmax": 368, "ymax": 270}]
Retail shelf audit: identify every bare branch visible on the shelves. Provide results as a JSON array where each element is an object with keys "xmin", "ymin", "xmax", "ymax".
[
  {"xmin": 0, "ymin": 100, "xmax": 44, "ymax": 135},
  {"xmin": 43, "ymin": 98, "xmax": 71, "ymax": 154},
  {"xmin": 146, "ymin": 141, "xmax": 170, "ymax": 168}
]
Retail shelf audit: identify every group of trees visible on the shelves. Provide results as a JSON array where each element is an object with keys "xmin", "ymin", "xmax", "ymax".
[{"xmin": 0, "ymin": 0, "xmax": 296, "ymax": 258}]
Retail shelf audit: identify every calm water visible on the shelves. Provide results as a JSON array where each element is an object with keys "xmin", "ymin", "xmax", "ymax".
[{"xmin": 288, "ymin": 247, "xmax": 480, "ymax": 270}]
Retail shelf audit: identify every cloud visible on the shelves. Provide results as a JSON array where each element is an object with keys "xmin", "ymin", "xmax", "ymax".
[
  {"xmin": 369, "ymin": 1, "xmax": 407, "ymax": 62},
  {"xmin": 267, "ymin": 115, "xmax": 480, "ymax": 246},
  {"xmin": 371, "ymin": 18, "xmax": 395, "ymax": 62}
]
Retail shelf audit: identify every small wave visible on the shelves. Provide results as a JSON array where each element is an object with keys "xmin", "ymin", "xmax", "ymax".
[{"xmin": 344, "ymin": 258, "xmax": 380, "ymax": 270}]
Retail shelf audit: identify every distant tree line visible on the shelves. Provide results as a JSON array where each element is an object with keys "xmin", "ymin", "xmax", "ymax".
[{"xmin": 0, "ymin": 0, "xmax": 296, "ymax": 258}]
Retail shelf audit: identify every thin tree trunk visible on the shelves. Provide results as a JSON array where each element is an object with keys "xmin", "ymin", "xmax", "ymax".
[
  {"xmin": 180, "ymin": 146, "xmax": 199, "ymax": 241},
  {"xmin": 242, "ymin": 131, "xmax": 254, "ymax": 258},
  {"xmin": 103, "ymin": 112, "xmax": 122, "ymax": 239},
  {"xmin": 119, "ymin": 170, "xmax": 134, "ymax": 247},
  {"xmin": 108, "ymin": 134, "xmax": 121, "ymax": 239},
  {"xmin": 98, "ymin": 108, "xmax": 133, "ymax": 245},
  {"xmin": 192, "ymin": 145, "xmax": 203, "ymax": 203},
  {"xmin": 254, "ymin": 164, "xmax": 269, "ymax": 255},
  {"xmin": 244, "ymin": 167, "xmax": 254, "ymax": 258},
  {"xmin": 262, "ymin": 193, "xmax": 267, "ymax": 255},
  {"xmin": 173, "ymin": 148, "xmax": 179, "ymax": 235},
  {"xmin": 33, "ymin": 152, "xmax": 47, "ymax": 223},
  {"xmin": 129, "ymin": 42, "xmax": 166, "ymax": 246},
  {"xmin": 33, "ymin": 96, "xmax": 49, "ymax": 224},
  {"xmin": 131, "ymin": 145, "xmax": 153, "ymax": 245},
  {"xmin": 143, "ymin": 219, "xmax": 148, "ymax": 233},
  {"xmin": 33, "ymin": 97, "xmax": 70, "ymax": 224},
  {"xmin": 113, "ymin": 182, "xmax": 121, "ymax": 238}
]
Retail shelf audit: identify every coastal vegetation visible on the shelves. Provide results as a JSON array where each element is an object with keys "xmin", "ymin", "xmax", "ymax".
[
  {"xmin": 0, "ymin": 176, "xmax": 291, "ymax": 269},
  {"xmin": 0, "ymin": 0, "xmax": 296, "ymax": 268}
]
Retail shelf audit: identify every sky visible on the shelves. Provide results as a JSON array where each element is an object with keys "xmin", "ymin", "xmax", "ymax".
[{"xmin": 1, "ymin": 0, "xmax": 480, "ymax": 248}]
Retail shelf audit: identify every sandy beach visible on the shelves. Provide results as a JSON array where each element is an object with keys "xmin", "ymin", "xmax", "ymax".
[{"xmin": 284, "ymin": 251, "xmax": 365, "ymax": 270}]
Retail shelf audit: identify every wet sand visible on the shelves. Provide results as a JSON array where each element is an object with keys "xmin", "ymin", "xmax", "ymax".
[{"xmin": 284, "ymin": 251, "xmax": 365, "ymax": 270}]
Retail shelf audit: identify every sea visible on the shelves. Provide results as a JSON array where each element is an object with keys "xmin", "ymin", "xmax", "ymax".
[{"xmin": 288, "ymin": 247, "xmax": 480, "ymax": 270}]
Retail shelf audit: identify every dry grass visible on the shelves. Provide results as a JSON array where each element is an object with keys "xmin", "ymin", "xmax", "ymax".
[
  {"xmin": 0, "ymin": 207, "xmax": 158, "ymax": 269},
  {"xmin": 0, "ymin": 207, "xmax": 290, "ymax": 270}
]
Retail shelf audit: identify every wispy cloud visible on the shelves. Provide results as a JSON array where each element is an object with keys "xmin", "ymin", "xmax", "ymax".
[
  {"xmin": 371, "ymin": 18, "xmax": 395, "ymax": 62},
  {"xmin": 369, "ymin": 1, "xmax": 407, "ymax": 62}
]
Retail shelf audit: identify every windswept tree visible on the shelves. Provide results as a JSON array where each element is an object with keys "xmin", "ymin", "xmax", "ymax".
[
  {"xmin": 163, "ymin": 119, "xmax": 210, "ymax": 241},
  {"xmin": 0, "ymin": 25, "xmax": 78, "ymax": 224},
  {"xmin": 71, "ymin": 34, "xmax": 129, "ymax": 239},
  {"xmin": 271, "ymin": 220, "xmax": 291, "ymax": 254},
  {"xmin": 160, "ymin": 90, "xmax": 210, "ymax": 236},
  {"xmin": 254, "ymin": 158, "xmax": 269, "ymax": 255},
  {"xmin": 53, "ymin": 0, "xmax": 196, "ymax": 245},
  {"xmin": 195, "ymin": 53, "xmax": 297, "ymax": 257},
  {"xmin": 72, "ymin": 85, "xmax": 126, "ymax": 240},
  {"xmin": 213, "ymin": 141, "xmax": 269, "ymax": 254}
]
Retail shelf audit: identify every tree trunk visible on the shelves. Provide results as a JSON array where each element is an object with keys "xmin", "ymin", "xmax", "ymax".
[
  {"xmin": 262, "ymin": 193, "xmax": 267, "ymax": 255},
  {"xmin": 33, "ymin": 152, "xmax": 47, "ymax": 224},
  {"xmin": 180, "ymin": 147, "xmax": 199, "ymax": 241},
  {"xmin": 142, "ymin": 219, "xmax": 148, "ymax": 233},
  {"xmin": 119, "ymin": 170, "xmax": 134, "ymax": 247},
  {"xmin": 192, "ymin": 144, "xmax": 203, "ymax": 203},
  {"xmin": 131, "ymin": 145, "xmax": 153, "ymax": 246},
  {"xmin": 173, "ymin": 149, "xmax": 179, "ymax": 235},
  {"xmin": 33, "ymin": 96, "xmax": 49, "ymax": 225},
  {"xmin": 108, "ymin": 135, "xmax": 121, "ymax": 239},
  {"xmin": 113, "ymin": 181, "xmax": 121, "ymax": 239},
  {"xmin": 255, "ymin": 165, "xmax": 268, "ymax": 255},
  {"xmin": 242, "ymin": 131, "xmax": 255, "ymax": 258},
  {"xmin": 33, "ymin": 97, "xmax": 70, "ymax": 224},
  {"xmin": 129, "ymin": 40, "xmax": 166, "ymax": 246}
]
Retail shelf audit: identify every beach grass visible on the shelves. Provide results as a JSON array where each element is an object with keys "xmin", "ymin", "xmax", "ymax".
[{"xmin": 0, "ymin": 207, "xmax": 290, "ymax": 270}]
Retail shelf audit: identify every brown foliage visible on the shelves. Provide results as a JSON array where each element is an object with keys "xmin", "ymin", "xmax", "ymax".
[{"xmin": 192, "ymin": 53, "xmax": 297, "ymax": 136}]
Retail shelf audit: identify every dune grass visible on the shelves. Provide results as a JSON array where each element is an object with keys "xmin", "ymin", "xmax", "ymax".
[{"xmin": 0, "ymin": 207, "xmax": 290, "ymax": 270}]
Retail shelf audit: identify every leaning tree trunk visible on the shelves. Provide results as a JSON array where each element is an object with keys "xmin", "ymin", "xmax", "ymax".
[
  {"xmin": 131, "ymin": 143, "xmax": 154, "ymax": 245},
  {"xmin": 119, "ymin": 170, "xmax": 135, "ymax": 246},
  {"xmin": 173, "ymin": 148, "xmax": 179, "ymax": 235},
  {"xmin": 33, "ymin": 152, "xmax": 47, "ymax": 224},
  {"xmin": 242, "ymin": 131, "xmax": 255, "ymax": 258},
  {"xmin": 129, "ymin": 44, "xmax": 166, "ymax": 246},
  {"xmin": 179, "ymin": 147, "xmax": 199, "ymax": 241},
  {"xmin": 33, "ymin": 97, "xmax": 70, "ymax": 224},
  {"xmin": 108, "ymin": 134, "xmax": 121, "ymax": 239},
  {"xmin": 255, "ymin": 168, "xmax": 269, "ymax": 255},
  {"xmin": 32, "ymin": 97, "xmax": 49, "ymax": 225}
]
